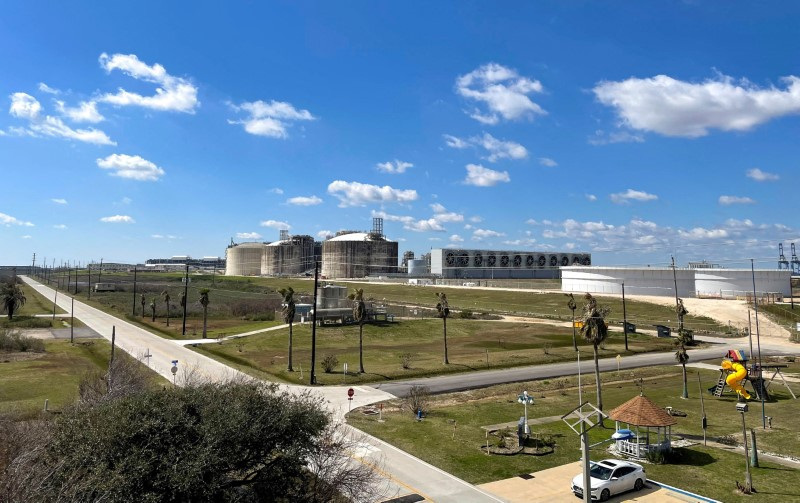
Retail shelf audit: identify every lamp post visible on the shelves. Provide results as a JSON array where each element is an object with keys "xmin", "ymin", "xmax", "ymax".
[{"xmin": 518, "ymin": 390, "xmax": 534, "ymax": 435}]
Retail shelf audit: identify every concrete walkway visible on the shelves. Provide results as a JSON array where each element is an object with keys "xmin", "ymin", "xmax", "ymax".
[{"xmin": 176, "ymin": 323, "xmax": 289, "ymax": 345}]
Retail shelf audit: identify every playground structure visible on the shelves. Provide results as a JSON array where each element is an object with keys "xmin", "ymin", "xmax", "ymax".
[{"xmin": 710, "ymin": 349, "xmax": 797, "ymax": 401}]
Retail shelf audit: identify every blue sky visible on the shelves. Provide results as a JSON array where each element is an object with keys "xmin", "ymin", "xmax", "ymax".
[{"xmin": 2, "ymin": 1, "xmax": 798, "ymax": 268}]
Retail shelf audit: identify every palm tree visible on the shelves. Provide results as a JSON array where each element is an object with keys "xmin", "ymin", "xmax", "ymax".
[
  {"xmin": 349, "ymin": 288, "xmax": 367, "ymax": 373},
  {"xmin": 436, "ymin": 292, "xmax": 450, "ymax": 365},
  {"xmin": 675, "ymin": 297, "xmax": 688, "ymax": 333},
  {"xmin": 279, "ymin": 287, "xmax": 296, "ymax": 371},
  {"xmin": 150, "ymin": 298, "xmax": 156, "ymax": 322},
  {"xmin": 675, "ymin": 298, "xmax": 690, "ymax": 398},
  {"xmin": 566, "ymin": 293, "xmax": 578, "ymax": 351},
  {"xmin": 1, "ymin": 281, "xmax": 26, "ymax": 320},
  {"xmin": 580, "ymin": 293, "xmax": 609, "ymax": 423},
  {"xmin": 162, "ymin": 291, "xmax": 171, "ymax": 327},
  {"xmin": 199, "ymin": 288, "xmax": 210, "ymax": 339},
  {"xmin": 140, "ymin": 294, "xmax": 146, "ymax": 318}
]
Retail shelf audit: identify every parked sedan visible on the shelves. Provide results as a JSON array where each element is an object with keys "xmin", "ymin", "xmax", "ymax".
[{"xmin": 571, "ymin": 459, "xmax": 646, "ymax": 501}]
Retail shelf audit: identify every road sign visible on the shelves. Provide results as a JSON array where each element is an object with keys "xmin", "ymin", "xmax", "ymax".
[
  {"xmin": 574, "ymin": 321, "xmax": 584, "ymax": 329},
  {"xmin": 347, "ymin": 387, "xmax": 354, "ymax": 398}
]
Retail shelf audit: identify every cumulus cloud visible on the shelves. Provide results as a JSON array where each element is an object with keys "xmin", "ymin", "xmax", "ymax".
[
  {"xmin": 51, "ymin": 198, "xmax": 67, "ymax": 205},
  {"xmin": 443, "ymin": 133, "xmax": 527, "ymax": 162},
  {"xmin": 746, "ymin": 168, "xmax": 779, "ymax": 182},
  {"xmin": 228, "ymin": 100, "xmax": 315, "ymax": 138},
  {"xmin": 585, "ymin": 194, "xmax": 597, "ymax": 202},
  {"xmin": 236, "ymin": 232, "xmax": 262, "ymax": 239},
  {"xmin": 372, "ymin": 210, "xmax": 446, "ymax": 233},
  {"xmin": 53, "ymin": 224, "xmax": 67, "ymax": 230},
  {"xmin": 719, "ymin": 195, "xmax": 755, "ymax": 205},
  {"xmin": 100, "ymin": 215, "xmax": 134, "ymax": 223},
  {"xmin": 56, "ymin": 100, "xmax": 104, "ymax": 123},
  {"xmin": 610, "ymin": 189, "xmax": 658, "ymax": 204},
  {"xmin": 0, "ymin": 212, "xmax": 34, "ymax": 227},
  {"xmin": 463, "ymin": 164, "xmax": 510, "ymax": 187},
  {"xmin": 587, "ymin": 129, "xmax": 644, "ymax": 145},
  {"xmin": 99, "ymin": 53, "xmax": 199, "ymax": 113},
  {"xmin": 376, "ymin": 160, "xmax": 413, "ymax": 174},
  {"xmin": 268, "ymin": 188, "xmax": 284, "ymax": 195},
  {"xmin": 37, "ymin": 83, "xmax": 60, "ymax": 95},
  {"xmin": 456, "ymin": 63, "xmax": 546, "ymax": 124},
  {"xmin": 260, "ymin": 219, "xmax": 291, "ymax": 230},
  {"xmin": 538, "ymin": 157, "xmax": 557, "ymax": 167},
  {"xmin": 472, "ymin": 228, "xmax": 505, "ymax": 241},
  {"xmin": 151, "ymin": 234, "xmax": 179, "ymax": 239},
  {"xmin": 503, "ymin": 238, "xmax": 537, "ymax": 247},
  {"xmin": 97, "ymin": 154, "xmax": 165, "ymax": 181},
  {"xmin": 287, "ymin": 195, "xmax": 323, "ymax": 206},
  {"xmin": 449, "ymin": 234, "xmax": 464, "ymax": 243},
  {"xmin": 317, "ymin": 230, "xmax": 333, "ymax": 240},
  {"xmin": 8, "ymin": 93, "xmax": 114, "ymax": 145},
  {"xmin": 430, "ymin": 203, "xmax": 464, "ymax": 223},
  {"xmin": 327, "ymin": 180, "xmax": 418, "ymax": 207},
  {"xmin": 593, "ymin": 73, "xmax": 800, "ymax": 138}
]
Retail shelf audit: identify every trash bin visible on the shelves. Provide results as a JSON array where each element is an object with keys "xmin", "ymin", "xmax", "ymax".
[
  {"xmin": 655, "ymin": 325, "xmax": 671, "ymax": 338},
  {"xmin": 623, "ymin": 322, "xmax": 636, "ymax": 333}
]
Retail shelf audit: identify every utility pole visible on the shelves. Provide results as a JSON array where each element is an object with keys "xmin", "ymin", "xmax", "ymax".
[
  {"xmin": 671, "ymin": 255, "xmax": 680, "ymax": 317},
  {"xmin": 31, "ymin": 253, "xmax": 36, "ymax": 276},
  {"xmin": 310, "ymin": 260, "xmax": 319, "ymax": 385},
  {"xmin": 622, "ymin": 281, "xmax": 628, "ymax": 351},
  {"xmin": 73, "ymin": 267, "xmax": 78, "ymax": 295},
  {"xmin": 98, "ymin": 258, "xmax": 103, "ymax": 282},
  {"xmin": 750, "ymin": 259, "xmax": 766, "ymax": 429},
  {"xmin": 87, "ymin": 263, "xmax": 91, "ymax": 300},
  {"xmin": 70, "ymin": 297, "xmax": 74, "ymax": 344},
  {"xmin": 132, "ymin": 266, "xmax": 138, "ymax": 317},
  {"xmin": 181, "ymin": 263, "xmax": 189, "ymax": 336}
]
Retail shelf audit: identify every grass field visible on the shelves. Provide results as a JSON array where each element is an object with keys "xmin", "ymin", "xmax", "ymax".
[
  {"xmin": 192, "ymin": 318, "xmax": 680, "ymax": 385},
  {"xmin": 0, "ymin": 283, "xmax": 69, "ymax": 330},
  {"xmin": 348, "ymin": 361, "xmax": 800, "ymax": 501}
]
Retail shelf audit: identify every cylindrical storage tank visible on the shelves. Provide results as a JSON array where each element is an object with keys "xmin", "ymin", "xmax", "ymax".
[
  {"xmin": 695, "ymin": 269, "xmax": 791, "ymax": 299},
  {"xmin": 263, "ymin": 235, "xmax": 316, "ymax": 276},
  {"xmin": 225, "ymin": 243, "xmax": 266, "ymax": 276},
  {"xmin": 408, "ymin": 259, "xmax": 427, "ymax": 276},
  {"xmin": 321, "ymin": 232, "xmax": 399, "ymax": 278}
]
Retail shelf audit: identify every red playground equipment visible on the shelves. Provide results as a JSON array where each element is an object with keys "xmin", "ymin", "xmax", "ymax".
[{"xmin": 710, "ymin": 349, "xmax": 797, "ymax": 401}]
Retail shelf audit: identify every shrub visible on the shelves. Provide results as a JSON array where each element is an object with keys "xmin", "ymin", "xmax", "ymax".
[
  {"xmin": 0, "ymin": 330, "xmax": 45, "ymax": 353},
  {"xmin": 458, "ymin": 310, "xmax": 473, "ymax": 319},
  {"xmin": 400, "ymin": 352, "xmax": 415, "ymax": 370},
  {"xmin": 402, "ymin": 385, "xmax": 431, "ymax": 416},
  {"xmin": 321, "ymin": 354, "xmax": 338, "ymax": 373}
]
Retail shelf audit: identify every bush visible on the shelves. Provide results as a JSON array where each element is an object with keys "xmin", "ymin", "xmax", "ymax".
[
  {"xmin": 321, "ymin": 354, "xmax": 338, "ymax": 373},
  {"xmin": 402, "ymin": 385, "xmax": 431, "ymax": 416},
  {"xmin": 400, "ymin": 352, "xmax": 415, "ymax": 370},
  {"xmin": 458, "ymin": 310, "xmax": 473, "ymax": 319},
  {"xmin": 0, "ymin": 329, "xmax": 45, "ymax": 353}
]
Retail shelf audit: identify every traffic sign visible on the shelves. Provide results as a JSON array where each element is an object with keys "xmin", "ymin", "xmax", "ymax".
[{"xmin": 347, "ymin": 387, "xmax": 354, "ymax": 399}]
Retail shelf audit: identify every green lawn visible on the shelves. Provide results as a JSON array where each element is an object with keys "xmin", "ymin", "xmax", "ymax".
[
  {"xmin": 348, "ymin": 361, "xmax": 800, "ymax": 501},
  {"xmin": 192, "ymin": 318, "xmax": 679, "ymax": 385}
]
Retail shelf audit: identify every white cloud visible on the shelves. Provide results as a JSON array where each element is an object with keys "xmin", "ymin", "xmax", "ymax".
[
  {"xmin": 327, "ymin": 180, "xmax": 418, "ymax": 207},
  {"xmin": 719, "ymin": 195, "xmax": 756, "ymax": 205},
  {"xmin": 469, "ymin": 216, "xmax": 483, "ymax": 223},
  {"xmin": 37, "ymin": 83, "xmax": 60, "ymax": 94},
  {"xmin": 151, "ymin": 234, "xmax": 179, "ymax": 239},
  {"xmin": 463, "ymin": 164, "xmax": 510, "ymax": 187},
  {"xmin": 588, "ymin": 129, "xmax": 644, "ymax": 145},
  {"xmin": 10, "ymin": 93, "xmax": 41, "ymax": 119},
  {"xmin": 56, "ymin": 100, "xmax": 104, "ymax": 123},
  {"xmin": 443, "ymin": 133, "xmax": 527, "ymax": 162},
  {"xmin": 53, "ymin": 224, "xmax": 67, "ymax": 230},
  {"xmin": 229, "ymin": 99, "xmax": 315, "ymax": 138},
  {"xmin": 593, "ymin": 73, "xmax": 800, "ymax": 138},
  {"xmin": 472, "ymin": 228, "xmax": 505, "ymax": 241},
  {"xmin": 21, "ymin": 235, "xmax": 32, "ymax": 239},
  {"xmin": 236, "ymin": 232, "xmax": 262, "ymax": 239},
  {"xmin": 449, "ymin": 234, "xmax": 464, "ymax": 243},
  {"xmin": 287, "ymin": 195, "xmax": 323, "ymax": 206},
  {"xmin": 97, "ymin": 154, "xmax": 165, "ymax": 181},
  {"xmin": 260, "ymin": 219, "xmax": 291, "ymax": 230},
  {"xmin": 376, "ymin": 160, "xmax": 413, "ymax": 174},
  {"xmin": 456, "ymin": 63, "xmax": 546, "ymax": 124},
  {"xmin": 8, "ymin": 93, "xmax": 114, "ymax": 145},
  {"xmin": 99, "ymin": 53, "xmax": 199, "ymax": 113},
  {"xmin": 269, "ymin": 188, "xmax": 284, "ymax": 195},
  {"xmin": 0, "ymin": 212, "xmax": 34, "ymax": 227},
  {"xmin": 317, "ymin": 230, "xmax": 333, "ymax": 240},
  {"xmin": 51, "ymin": 198, "xmax": 68, "ymax": 205},
  {"xmin": 120, "ymin": 197, "xmax": 133, "ymax": 205},
  {"xmin": 100, "ymin": 215, "xmax": 135, "ymax": 223},
  {"xmin": 538, "ymin": 157, "xmax": 558, "ymax": 167},
  {"xmin": 372, "ymin": 210, "xmax": 446, "ymax": 233},
  {"xmin": 503, "ymin": 238, "xmax": 537, "ymax": 247},
  {"xmin": 746, "ymin": 168, "xmax": 779, "ymax": 182},
  {"xmin": 430, "ymin": 203, "xmax": 464, "ymax": 223},
  {"xmin": 610, "ymin": 189, "xmax": 658, "ymax": 204},
  {"xmin": 585, "ymin": 194, "xmax": 597, "ymax": 202}
]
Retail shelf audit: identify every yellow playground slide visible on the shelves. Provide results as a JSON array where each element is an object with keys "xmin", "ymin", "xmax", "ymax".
[{"xmin": 721, "ymin": 360, "xmax": 751, "ymax": 400}]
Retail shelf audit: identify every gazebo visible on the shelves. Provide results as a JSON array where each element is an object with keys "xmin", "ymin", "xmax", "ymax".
[{"xmin": 608, "ymin": 395, "xmax": 677, "ymax": 459}]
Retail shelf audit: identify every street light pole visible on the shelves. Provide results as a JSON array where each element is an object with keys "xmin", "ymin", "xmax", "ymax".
[
  {"xmin": 622, "ymin": 281, "xmax": 628, "ymax": 351},
  {"xmin": 750, "ymin": 259, "xmax": 765, "ymax": 428},
  {"xmin": 181, "ymin": 264, "xmax": 189, "ymax": 336}
]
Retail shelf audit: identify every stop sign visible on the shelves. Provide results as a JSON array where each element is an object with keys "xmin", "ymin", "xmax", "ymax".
[{"xmin": 347, "ymin": 388, "xmax": 354, "ymax": 398}]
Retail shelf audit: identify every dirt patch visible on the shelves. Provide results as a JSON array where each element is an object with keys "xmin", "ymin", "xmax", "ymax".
[{"xmin": 0, "ymin": 352, "xmax": 47, "ymax": 363}]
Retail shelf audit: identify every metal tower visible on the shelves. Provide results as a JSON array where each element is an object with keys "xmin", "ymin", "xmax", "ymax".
[
  {"xmin": 791, "ymin": 243, "xmax": 800, "ymax": 275},
  {"xmin": 779, "ymin": 243, "xmax": 790, "ymax": 270}
]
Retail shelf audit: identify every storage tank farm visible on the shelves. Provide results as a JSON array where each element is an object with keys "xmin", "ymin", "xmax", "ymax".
[
  {"xmin": 263, "ymin": 233, "xmax": 316, "ymax": 275},
  {"xmin": 321, "ymin": 218, "xmax": 399, "ymax": 278}
]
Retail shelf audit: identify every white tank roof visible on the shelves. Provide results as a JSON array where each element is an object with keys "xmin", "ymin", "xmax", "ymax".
[
  {"xmin": 327, "ymin": 232, "xmax": 391, "ymax": 242},
  {"xmin": 266, "ymin": 239, "xmax": 292, "ymax": 246}
]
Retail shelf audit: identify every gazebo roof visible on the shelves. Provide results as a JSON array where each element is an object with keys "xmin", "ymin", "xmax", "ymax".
[{"xmin": 608, "ymin": 395, "xmax": 677, "ymax": 427}]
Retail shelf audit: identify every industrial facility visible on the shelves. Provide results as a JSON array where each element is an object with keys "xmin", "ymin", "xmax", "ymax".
[
  {"xmin": 321, "ymin": 219, "xmax": 399, "ymax": 278},
  {"xmin": 430, "ymin": 249, "xmax": 590, "ymax": 279},
  {"xmin": 561, "ymin": 266, "xmax": 792, "ymax": 299},
  {"xmin": 263, "ymin": 231, "xmax": 319, "ymax": 276}
]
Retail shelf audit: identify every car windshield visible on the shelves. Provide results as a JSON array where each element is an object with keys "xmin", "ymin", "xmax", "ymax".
[{"xmin": 589, "ymin": 464, "xmax": 614, "ymax": 481}]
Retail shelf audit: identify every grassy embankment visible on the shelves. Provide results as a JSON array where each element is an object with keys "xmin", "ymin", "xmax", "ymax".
[
  {"xmin": 0, "ymin": 283, "xmax": 72, "ymax": 329},
  {"xmin": 348, "ymin": 360, "xmax": 800, "ymax": 502}
]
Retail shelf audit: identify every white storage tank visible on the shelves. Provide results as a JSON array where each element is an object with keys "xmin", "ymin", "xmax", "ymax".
[
  {"xmin": 695, "ymin": 269, "xmax": 791, "ymax": 298},
  {"xmin": 561, "ymin": 266, "xmax": 695, "ymax": 297},
  {"xmin": 225, "ymin": 242, "xmax": 266, "ymax": 276}
]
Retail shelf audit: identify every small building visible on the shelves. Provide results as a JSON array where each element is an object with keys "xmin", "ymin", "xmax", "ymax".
[{"xmin": 609, "ymin": 395, "xmax": 677, "ymax": 459}]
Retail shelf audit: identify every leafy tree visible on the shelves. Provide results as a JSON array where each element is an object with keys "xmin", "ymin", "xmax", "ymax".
[
  {"xmin": 580, "ymin": 293, "xmax": 609, "ymax": 422},
  {"xmin": 161, "ymin": 290, "xmax": 171, "ymax": 327},
  {"xmin": 279, "ymin": 287, "xmax": 296, "ymax": 371},
  {"xmin": 1, "ymin": 381, "xmax": 382, "ymax": 502},
  {"xmin": 199, "ymin": 288, "xmax": 210, "ymax": 339},
  {"xmin": 1, "ymin": 281, "xmax": 26, "ymax": 320},
  {"xmin": 348, "ymin": 288, "xmax": 367, "ymax": 373},
  {"xmin": 149, "ymin": 298, "xmax": 156, "ymax": 322},
  {"xmin": 436, "ymin": 292, "xmax": 450, "ymax": 365},
  {"xmin": 675, "ymin": 298, "xmax": 690, "ymax": 398}
]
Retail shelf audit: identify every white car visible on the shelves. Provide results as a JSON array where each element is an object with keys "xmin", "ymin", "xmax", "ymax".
[{"xmin": 571, "ymin": 459, "xmax": 646, "ymax": 501}]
